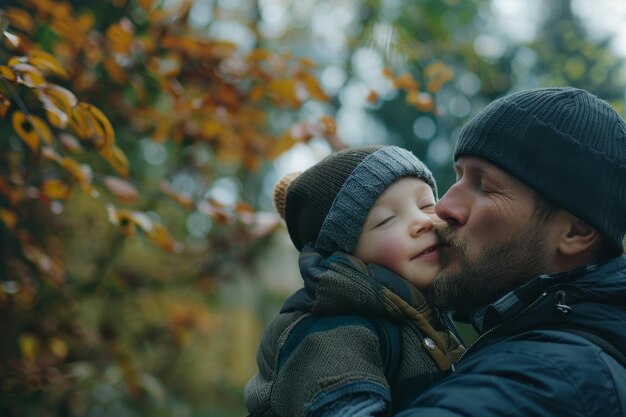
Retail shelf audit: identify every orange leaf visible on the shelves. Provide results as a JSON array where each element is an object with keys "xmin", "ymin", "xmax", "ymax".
[
  {"xmin": 29, "ymin": 49, "xmax": 69, "ymax": 79},
  {"xmin": 103, "ymin": 176, "xmax": 138, "ymax": 203},
  {"xmin": 161, "ymin": 181, "xmax": 194, "ymax": 210},
  {"xmin": 268, "ymin": 132, "xmax": 298, "ymax": 159},
  {"xmin": 103, "ymin": 57, "xmax": 128, "ymax": 84},
  {"xmin": 318, "ymin": 115, "xmax": 337, "ymax": 136},
  {"xmin": 407, "ymin": 91, "xmax": 434, "ymax": 112},
  {"xmin": 0, "ymin": 93, "xmax": 10, "ymax": 119},
  {"xmin": 366, "ymin": 90, "xmax": 379, "ymax": 104},
  {"xmin": 394, "ymin": 72, "xmax": 420, "ymax": 91},
  {"xmin": 300, "ymin": 72, "xmax": 328, "ymax": 101},
  {"xmin": 41, "ymin": 179, "xmax": 71, "ymax": 200},
  {"xmin": 4, "ymin": 7, "xmax": 35, "ymax": 34},
  {"xmin": 382, "ymin": 67, "xmax": 395, "ymax": 80},
  {"xmin": 101, "ymin": 146, "xmax": 129, "ymax": 177},
  {"xmin": 0, "ymin": 208, "xmax": 17, "ymax": 230},
  {"xmin": 147, "ymin": 223, "xmax": 182, "ymax": 252},
  {"xmin": 299, "ymin": 57, "xmax": 317, "ymax": 69}
]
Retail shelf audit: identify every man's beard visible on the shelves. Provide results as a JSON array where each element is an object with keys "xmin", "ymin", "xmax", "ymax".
[{"xmin": 428, "ymin": 221, "xmax": 551, "ymax": 316}]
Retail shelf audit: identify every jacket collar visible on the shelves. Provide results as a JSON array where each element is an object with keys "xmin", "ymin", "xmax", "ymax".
[{"xmin": 471, "ymin": 256, "xmax": 626, "ymax": 334}]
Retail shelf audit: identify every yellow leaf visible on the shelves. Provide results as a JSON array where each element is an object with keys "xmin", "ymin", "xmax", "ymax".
[
  {"xmin": 30, "ymin": 114, "xmax": 54, "ymax": 144},
  {"xmin": 19, "ymin": 334, "xmax": 40, "ymax": 361},
  {"xmin": 48, "ymin": 337, "xmax": 68, "ymax": 359},
  {"xmin": 42, "ymin": 84, "xmax": 78, "ymax": 113},
  {"xmin": 59, "ymin": 157, "xmax": 91, "ymax": 184},
  {"xmin": 0, "ymin": 65, "xmax": 17, "ymax": 82},
  {"xmin": 101, "ymin": 146, "xmax": 129, "ymax": 177},
  {"xmin": 29, "ymin": 49, "xmax": 69, "ymax": 79},
  {"xmin": 44, "ymin": 105, "xmax": 68, "ymax": 129},
  {"xmin": 41, "ymin": 179, "xmax": 71, "ymax": 200},
  {"xmin": 103, "ymin": 176, "xmax": 138, "ymax": 203},
  {"xmin": 0, "ymin": 208, "xmax": 17, "ymax": 230},
  {"xmin": 300, "ymin": 72, "xmax": 328, "ymax": 101},
  {"xmin": 70, "ymin": 105, "xmax": 96, "ymax": 139},
  {"xmin": 80, "ymin": 102, "xmax": 115, "ymax": 149},
  {"xmin": 11, "ymin": 62, "xmax": 46, "ymax": 87},
  {"xmin": 12, "ymin": 111, "xmax": 49, "ymax": 152}
]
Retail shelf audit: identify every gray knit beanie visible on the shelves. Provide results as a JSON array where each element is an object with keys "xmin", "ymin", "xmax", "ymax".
[
  {"xmin": 273, "ymin": 145, "xmax": 437, "ymax": 254},
  {"xmin": 455, "ymin": 87, "xmax": 626, "ymax": 256}
]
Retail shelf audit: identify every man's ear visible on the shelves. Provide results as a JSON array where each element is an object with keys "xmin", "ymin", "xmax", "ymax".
[{"xmin": 556, "ymin": 212, "xmax": 600, "ymax": 256}]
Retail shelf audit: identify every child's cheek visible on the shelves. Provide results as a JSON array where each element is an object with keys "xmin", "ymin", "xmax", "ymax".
[{"xmin": 373, "ymin": 237, "xmax": 404, "ymax": 269}]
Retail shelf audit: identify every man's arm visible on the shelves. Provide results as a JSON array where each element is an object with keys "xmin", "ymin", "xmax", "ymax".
[{"xmin": 396, "ymin": 335, "xmax": 615, "ymax": 417}]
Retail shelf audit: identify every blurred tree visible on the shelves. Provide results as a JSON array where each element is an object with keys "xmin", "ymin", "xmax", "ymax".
[{"xmin": 0, "ymin": 0, "xmax": 336, "ymax": 415}]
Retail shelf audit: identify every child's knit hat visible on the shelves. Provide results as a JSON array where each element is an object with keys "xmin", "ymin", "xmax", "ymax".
[{"xmin": 273, "ymin": 145, "xmax": 436, "ymax": 254}]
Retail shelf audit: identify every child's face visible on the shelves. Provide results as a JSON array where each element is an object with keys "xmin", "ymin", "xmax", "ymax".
[{"xmin": 354, "ymin": 177, "xmax": 440, "ymax": 289}]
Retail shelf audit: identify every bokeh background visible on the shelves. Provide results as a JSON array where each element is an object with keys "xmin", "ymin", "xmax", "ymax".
[{"xmin": 0, "ymin": 0, "xmax": 625, "ymax": 415}]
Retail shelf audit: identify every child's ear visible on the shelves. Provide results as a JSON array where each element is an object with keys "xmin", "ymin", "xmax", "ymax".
[{"xmin": 555, "ymin": 212, "xmax": 599, "ymax": 256}]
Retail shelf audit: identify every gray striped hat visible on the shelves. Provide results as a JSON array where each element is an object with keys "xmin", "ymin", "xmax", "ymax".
[{"xmin": 273, "ymin": 145, "xmax": 436, "ymax": 254}]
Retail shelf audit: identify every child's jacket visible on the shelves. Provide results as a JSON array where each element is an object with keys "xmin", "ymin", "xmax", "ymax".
[{"xmin": 245, "ymin": 246, "xmax": 465, "ymax": 417}]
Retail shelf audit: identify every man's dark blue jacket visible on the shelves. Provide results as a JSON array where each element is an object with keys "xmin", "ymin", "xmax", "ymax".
[{"xmin": 397, "ymin": 255, "xmax": 626, "ymax": 416}]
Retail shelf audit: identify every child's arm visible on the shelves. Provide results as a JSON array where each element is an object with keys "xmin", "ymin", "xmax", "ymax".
[{"xmin": 246, "ymin": 312, "xmax": 393, "ymax": 417}]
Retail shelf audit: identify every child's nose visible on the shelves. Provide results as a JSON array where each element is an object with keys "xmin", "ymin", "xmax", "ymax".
[{"xmin": 410, "ymin": 213, "xmax": 434, "ymax": 237}]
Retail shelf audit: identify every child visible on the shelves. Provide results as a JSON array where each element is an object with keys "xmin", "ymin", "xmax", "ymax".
[{"xmin": 245, "ymin": 145, "xmax": 465, "ymax": 417}]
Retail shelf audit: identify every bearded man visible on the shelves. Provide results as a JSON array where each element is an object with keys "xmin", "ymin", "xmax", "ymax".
[{"xmin": 403, "ymin": 87, "xmax": 626, "ymax": 416}]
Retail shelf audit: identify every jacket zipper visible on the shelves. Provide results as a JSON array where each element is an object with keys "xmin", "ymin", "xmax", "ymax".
[{"xmin": 451, "ymin": 291, "xmax": 548, "ymax": 370}]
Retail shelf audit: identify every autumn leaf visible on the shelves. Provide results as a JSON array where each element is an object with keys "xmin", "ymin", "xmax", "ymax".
[
  {"xmin": 79, "ymin": 102, "xmax": 115, "ymax": 149},
  {"xmin": 12, "ymin": 111, "xmax": 54, "ymax": 152},
  {"xmin": 0, "ymin": 93, "xmax": 10, "ymax": 119},
  {"xmin": 101, "ymin": 146, "xmax": 130, "ymax": 177},
  {"xmin": 29, "ymin": 49, "xmax": 69, "ymax": 78},
  {"xmin": 103, "ymin": 176, "xmax": 138, "ymax": 203},
  {"xmin": 0, "ymin": 207, "xmax": 17, "ymax": 230},
  {"xmin": 4, "ymin": 7, "xmax": 35, "ymax": 34},
  {"xmin": 0, "ymin": 65, "xmax": 17, "ymax": 82},
  {"xmin": 41, "ymin": 84, "xmax": 78, "ymax": 113},
  {"xmin": 41, "ymin": 179, "xmax": 71, "ymax": 200},
  {"xmin": 161, "ymin": 181, "xmax": 194, "ymax": 210},
  {"xmin": 366, "ymin": 90, "xmax": 379, "ymax": 104},
  {"xmin": 11, "ymin": 62, "xmax": 46, "ymax": 87}
]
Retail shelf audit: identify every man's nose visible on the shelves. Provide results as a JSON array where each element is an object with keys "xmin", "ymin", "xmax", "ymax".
[{"xmin": 435, "ymin": 184, "xmax": 469, "ymax": 227}]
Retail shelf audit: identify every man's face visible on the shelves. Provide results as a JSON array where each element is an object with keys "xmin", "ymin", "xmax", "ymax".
[{"xmin": 429, "ymin": 156, "xmax": 554, "ymax": 314}]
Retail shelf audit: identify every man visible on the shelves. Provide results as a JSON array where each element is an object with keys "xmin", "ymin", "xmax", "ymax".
[{"xmin": 396, "ymin": 87, "xmax": 626, "ymax": 416}]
